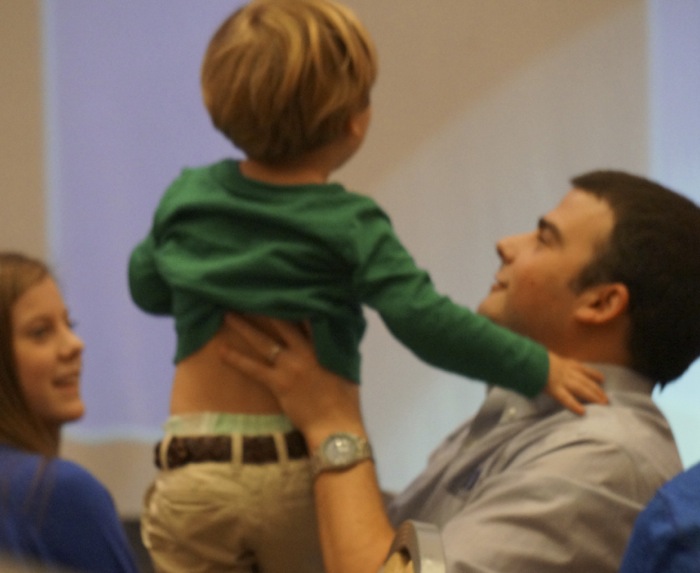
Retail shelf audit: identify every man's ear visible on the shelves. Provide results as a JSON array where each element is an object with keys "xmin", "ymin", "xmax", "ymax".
[{"xmin": 574, "ymin": 283, "xmax": 629, "ymax": 325}]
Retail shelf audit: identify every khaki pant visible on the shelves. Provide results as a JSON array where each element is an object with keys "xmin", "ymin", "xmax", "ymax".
[{"xmin": 141, "ymin": 454, "xmax": 323, "ymax": 573}]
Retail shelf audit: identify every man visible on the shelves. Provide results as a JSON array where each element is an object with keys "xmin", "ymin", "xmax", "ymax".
[{"xmin": 220, "ymin": 170, "xmax": 700, "ymax": 572}]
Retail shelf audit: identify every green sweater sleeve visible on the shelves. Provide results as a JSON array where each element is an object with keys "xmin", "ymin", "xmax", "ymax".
[
  {"xmin": 128, "ymin": 233, "xmax": 173, "ymax": 315},
  {"xmin": 351, "ymin": 208, "xmax": 549, "ymax": 397}
]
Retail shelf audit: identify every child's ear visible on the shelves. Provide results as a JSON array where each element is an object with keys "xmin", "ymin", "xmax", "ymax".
[
  {"xmin": 574, "ymin": 283, "xmax": 629, "ymax": 324},
  {"xmin": 346, "ymin": 114, "xmax": 363, "ymax": 138},
  {"xmin": 346, "ymin": 108, "xmax": 371, "ymax": 139}
]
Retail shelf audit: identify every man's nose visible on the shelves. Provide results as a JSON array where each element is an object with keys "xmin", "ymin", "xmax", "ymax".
[
  {"xmin": 496, "ymin": 236, "xmax": 515, "ymax": 263},
  {"xmin": 497, "ymin": 232, "xmax": 528, "ymax": 263}
]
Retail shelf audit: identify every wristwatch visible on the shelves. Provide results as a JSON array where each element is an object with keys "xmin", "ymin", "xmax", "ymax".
[{"xmin": 311, "ymin": 432, "xmax": 373, "ymax": 477}]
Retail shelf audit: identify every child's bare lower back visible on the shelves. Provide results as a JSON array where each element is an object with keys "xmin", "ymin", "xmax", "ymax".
[{"xmin": 169, "ymin": 328, "xmax": 282, "ymax": 415}]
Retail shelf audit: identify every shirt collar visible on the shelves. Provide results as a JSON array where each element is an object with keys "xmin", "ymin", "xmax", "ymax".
[{"xmin": 487, "ymin": 363, "xmax": 655, "ymax": 425}]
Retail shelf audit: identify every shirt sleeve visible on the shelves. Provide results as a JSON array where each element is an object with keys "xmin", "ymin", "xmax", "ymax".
[
  {"xmin": 41, "ymin": 462, "xmax": 141, "ymax": 573},
  {"xmin": 128, "ymin": 232, "xmax": 173, "ymax": 314},
  {"xmin": 437, "ymin": 440, "xmax": 653, "ymax": 572},
  {"xmin": 350, "ymin": 206, "xmax": 548, "ymax": 396}
]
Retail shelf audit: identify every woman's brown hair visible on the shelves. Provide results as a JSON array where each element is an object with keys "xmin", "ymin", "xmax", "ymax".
[{"xmin": 0, "ymin": 252, "xmax": 56, "ymax": 455}]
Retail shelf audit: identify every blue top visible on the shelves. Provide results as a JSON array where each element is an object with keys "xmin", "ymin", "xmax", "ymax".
[
  {"xmin": 0, "ymin": 444, "xmax": 140, "ymax": 573},
  {"xmin": 619, "ymin": 461, "xmax": 700, "ymax": 573}
]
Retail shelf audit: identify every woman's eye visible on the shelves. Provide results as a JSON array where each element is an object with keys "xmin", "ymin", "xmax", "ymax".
[
  {"xmin": 29, "ymin": 327, "xmax": 51, "ymax": 341},
  {"xmin": 26, "ymin": 322, "xmax": 54, "ymax": 341}
]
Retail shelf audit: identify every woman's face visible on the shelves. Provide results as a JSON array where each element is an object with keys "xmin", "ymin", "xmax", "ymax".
[{"xmin": 12, "ymin": 276, "xmax": 85, "ymax": 432}]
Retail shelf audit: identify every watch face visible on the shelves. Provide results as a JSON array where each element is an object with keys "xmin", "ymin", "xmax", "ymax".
[
  {"xmin": 313, "ymin": 433, "xmax": 372, "ymax": 476},
  {"xmin": 323, "ymin": 434, "xmax": 358, "ymax": 465}
]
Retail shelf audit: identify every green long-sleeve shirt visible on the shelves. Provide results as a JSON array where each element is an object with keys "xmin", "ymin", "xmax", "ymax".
[{"xmin": 128, "ymin": 159, "xmax": 548, "ymax": 395}]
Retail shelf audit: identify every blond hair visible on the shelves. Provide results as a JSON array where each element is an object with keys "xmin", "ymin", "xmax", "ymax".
[
  {"xmin": 0, "ymin": 252, "xmax": 56, "ymax": 455},
  {"xmin": 201, "ymin": 0, "xmax": 377, "ymax": 163}
]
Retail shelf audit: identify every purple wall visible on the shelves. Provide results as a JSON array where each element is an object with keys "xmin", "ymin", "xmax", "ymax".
[{"xmin": 43, "ymin": 1, "xmax": 245, "ymax": 436}]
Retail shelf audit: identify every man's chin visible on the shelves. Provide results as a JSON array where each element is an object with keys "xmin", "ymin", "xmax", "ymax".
[{"xmin": 476, "ymin": 299, "xmax": 500, "ymax": 323}]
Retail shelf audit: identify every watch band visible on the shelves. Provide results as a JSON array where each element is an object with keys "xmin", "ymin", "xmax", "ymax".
[{"xmin": 311, "ymin": 432, "xmax": 373, "ymax": 477}]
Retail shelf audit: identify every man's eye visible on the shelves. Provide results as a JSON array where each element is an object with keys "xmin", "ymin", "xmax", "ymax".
[{"xmin": 537, "ymin": 227, "xmax": 558, "ymax": 245}]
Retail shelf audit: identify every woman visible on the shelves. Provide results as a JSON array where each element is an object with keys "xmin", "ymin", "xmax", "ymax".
[{"xmin": 0, "ymin": 252, "xmax": 139, "ymax": 572}]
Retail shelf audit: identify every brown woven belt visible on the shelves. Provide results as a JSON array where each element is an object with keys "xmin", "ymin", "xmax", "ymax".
[{"xmin": 154, "ymin": 430, "xmax": 308, "ymax": 469}]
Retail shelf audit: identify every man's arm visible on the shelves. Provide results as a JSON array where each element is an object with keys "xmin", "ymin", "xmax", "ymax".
[
  {"xmin": 314, "ymin": 455, "xmax": 395, "ymax": 573},
  {"xmin": 219, "ymin": 314, "xmax": 395, "ymax": 573},
  {"xmin": 219, "ymin": 315, "xmax": 673, "ymax": 572},
  {"xmin": 387, "ymin": 396, "xmax": 676, "ymax": 573}
]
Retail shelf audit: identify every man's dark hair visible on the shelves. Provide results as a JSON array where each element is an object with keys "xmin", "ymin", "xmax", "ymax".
[{"xmin": 571, "ymin": 170, "xmax": 700, "ymax": 385}]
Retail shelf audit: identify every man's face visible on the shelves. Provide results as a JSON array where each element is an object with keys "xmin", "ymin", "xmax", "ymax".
[{"xmin": 477, "ymin": 189, "xmax": 615, "ymax": 351}]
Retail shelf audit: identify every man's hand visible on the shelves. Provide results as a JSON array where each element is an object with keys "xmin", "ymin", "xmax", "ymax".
[{"xmin": 217, "ymin": 313, "xmax": 364, "ymax": 448}]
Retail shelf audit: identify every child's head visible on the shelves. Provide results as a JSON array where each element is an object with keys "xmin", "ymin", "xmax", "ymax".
[{"xmin": 201, "ymin": 0, "xmax": 377, "ymax": 164}]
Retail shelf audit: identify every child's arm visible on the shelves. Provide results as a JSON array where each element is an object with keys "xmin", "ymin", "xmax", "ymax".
[
  {"xmin": 346, "ymin": 199, "xmax": 606, "ymax": 412},
  {"xmin": 545, "ymin": 352, "xmax": 607, "ymax": 416}
]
